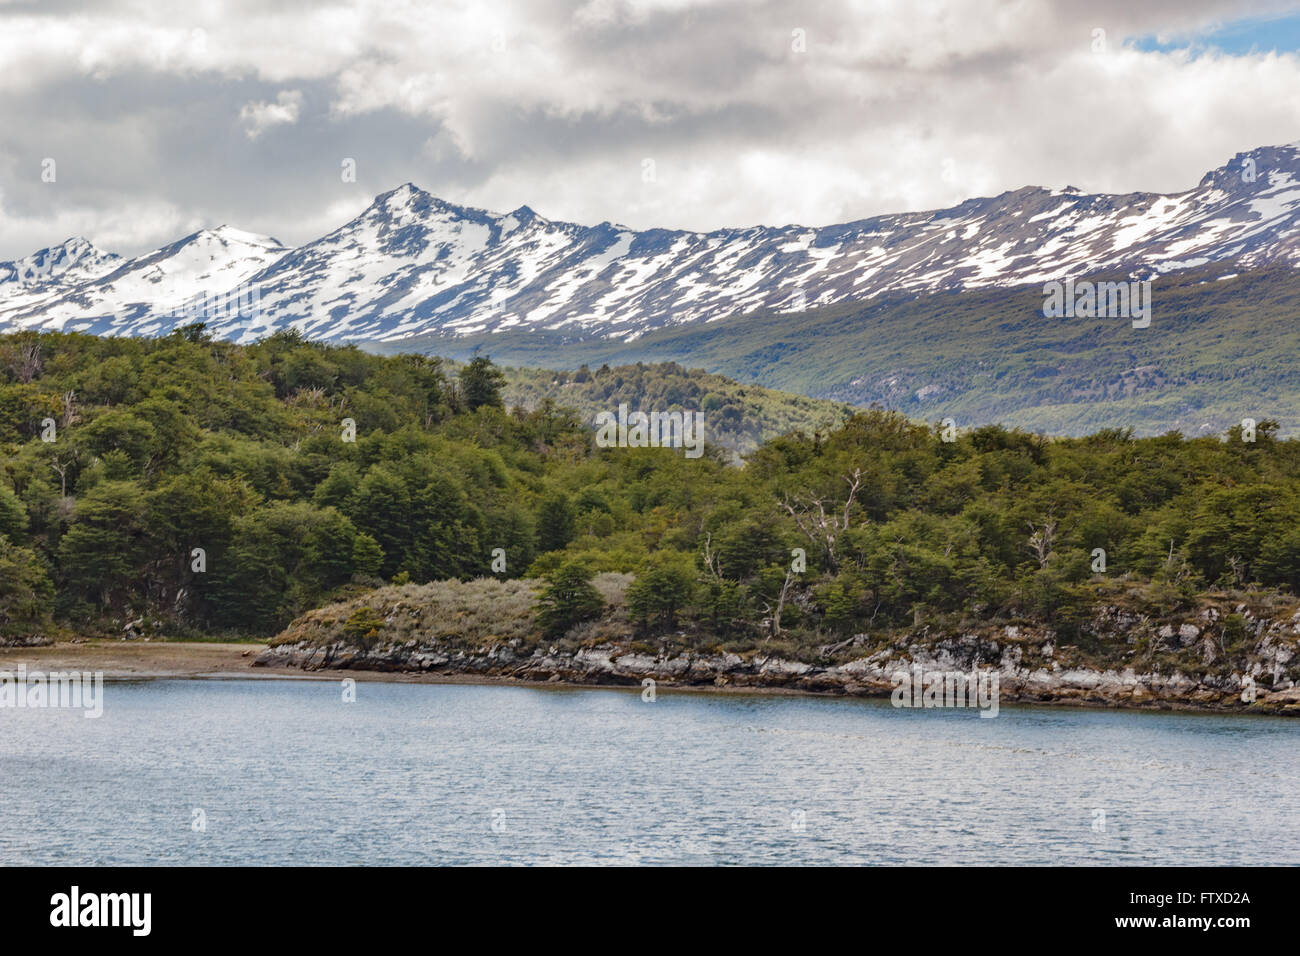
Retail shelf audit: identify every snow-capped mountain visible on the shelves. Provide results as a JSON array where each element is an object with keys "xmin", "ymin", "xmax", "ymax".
[
  {"xmin": 0, "ymin": 227, "xmax": 288, "ymax": 338},
  {"xmin": 5, "ymin": 143, "xmax": 1300, "ymax": 343},
  {"xmin": 0, "ymin": 237, "xmax": 121, "ymax": 289}
]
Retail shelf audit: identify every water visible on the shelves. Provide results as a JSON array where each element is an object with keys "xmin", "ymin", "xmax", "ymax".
[{"xmin": 2, "ymin": 678, "xmax": 1297, "ymax": 865}]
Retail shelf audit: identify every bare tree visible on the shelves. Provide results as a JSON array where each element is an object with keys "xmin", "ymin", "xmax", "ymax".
[
  {"xmin": 701, "ymin": 532, "xmax": 723, "ymax": 581},
  {"xmin": 1026, "ymin": 517, "xmax": 1057, "ymax": 569},
  {"xmin": 13, "ymin": 342, "xmax": 42, "ymax": 383},
  {"xmin": 51, "ymin": 455, "xmax": 73, "ymax": 498},
  {"xmin": 1226, "ymin": 554, "xmax": 1246, "ymax": 587},
  {"xmin": 761, "ymin": 566, "xmax": 796, "ymax": 640},
  {"xmin": 781, "ymin": 468, "xmax": 863, "ymax": 572},
  {"xmin": 59, "ymin": 390, "xmax": 79, "ymax": 429}
]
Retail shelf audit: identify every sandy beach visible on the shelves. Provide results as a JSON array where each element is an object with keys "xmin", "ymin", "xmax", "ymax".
[{"xmin": 0, "ymin": 640, "xmax": 275, "ymax": 681}]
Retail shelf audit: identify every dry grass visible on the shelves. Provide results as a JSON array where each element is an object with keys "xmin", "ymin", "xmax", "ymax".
[
  {"xmin": 592, "ymin": 572, "xmax": 633, "ymax": 609},
  {"xmin": 272, "ymin": 572, "xmax": 633, "ymax": 651}
]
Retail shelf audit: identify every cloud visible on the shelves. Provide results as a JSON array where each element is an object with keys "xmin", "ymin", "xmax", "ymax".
[
  {"xmin": 239, "ymin": 90, "xmax": 304, "ymax": 139},
  {"xmin": 0, "ymin": 185, "xmax": 197, "ymax": 252},
  {"xmin": 2, "ymin": 0, "xmax": 1300, "ymax": 258}
]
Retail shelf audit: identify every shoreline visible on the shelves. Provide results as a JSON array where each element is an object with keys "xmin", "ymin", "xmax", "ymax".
[
  {"xmin": 0, "ymin": 640, "xmax": 890, "ymax": 698},
  {"xmin": 0, "ymin": 640, "xmax": 830, "ymax": 694},
  {"xmin": 2, "ymin": 639, "xmax": 1297, "ymax": 717}
]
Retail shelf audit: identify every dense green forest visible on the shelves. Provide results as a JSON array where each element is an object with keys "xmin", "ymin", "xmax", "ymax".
[
  {"xmin": 2, "ymin": 328, "xmax": 1299, "ymax": 655},
  {"xmin": 399, "ymin": 263, "xmax": 1300, "ymax": 438}
]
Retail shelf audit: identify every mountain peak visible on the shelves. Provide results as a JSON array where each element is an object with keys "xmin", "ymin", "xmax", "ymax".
[
  {"xmin": 0, "ymin": 237, "xmax": 121, "ymax": 288},
  {"xmin": 376, "ymin": 182, "xmax": 433, "ymax": 206},
  {"xmin": 364, "ymin": 183, "xmax": 510, "ymax": 231},
  {"xmin": 387, "ymin": 182, "xmax": 425, "ymax": 197},
  {"xmin": 372, "ymin": 182, "xmax": 471, "ymax": 221},
  {"xmin": 6, "ymin": 141, "xmax": 1300, "ymax": 342},
  {"xmin": 42, "ymin": 236, "xmax": 103, "ymax": 255},
  {"xmin": 182, "ymin": 225, "xmax": 286, "ymax": 249}
]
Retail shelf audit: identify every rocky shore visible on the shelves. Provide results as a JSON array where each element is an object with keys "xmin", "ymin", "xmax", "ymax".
[{"xmin": 255, "ymin": 605, "xmax": 1300, "ymax": 715}]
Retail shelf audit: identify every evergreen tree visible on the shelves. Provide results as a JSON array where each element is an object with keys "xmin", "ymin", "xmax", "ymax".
[
  {"xmin": 536, "ymin": 561, "xmax": 604, "ymax": 638},
  {"xmin": 459, "ymin": 356, "xmax": 506, "ymax": 411},
  {"xmin": 351, "ymin": 533, "xmax": 385, "ymax": 578},
  {"xmin": 0, "ymin": 538, "xmax": 53, "ymax": 639},
  {"xmin": 627, "ymin": 553, "xmax": 696, "ymax": 632},
  {"xmin": 536, "ymin": 490, "xmax": 575, "ymax": 553}
]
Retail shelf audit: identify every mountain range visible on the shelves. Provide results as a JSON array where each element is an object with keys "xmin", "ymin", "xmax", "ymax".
[{"xmin": 4, "ymin": 143, "xmax": 1300, "ymax": 346}]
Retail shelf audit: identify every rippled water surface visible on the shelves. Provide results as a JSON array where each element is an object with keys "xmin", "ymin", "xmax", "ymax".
[{"xmin": 2, "ymin": 678, "xmax": 1297, "ymax": 865}]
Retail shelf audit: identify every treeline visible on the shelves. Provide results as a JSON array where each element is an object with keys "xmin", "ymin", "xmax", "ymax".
[{"xmin": 2, "ymin": 327, "xmax": 1300, "ymax": 649}]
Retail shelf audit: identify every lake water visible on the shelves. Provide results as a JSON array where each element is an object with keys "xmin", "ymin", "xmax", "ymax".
[{"xmin": 2, "ymin": 678, "xmax": 1297, "ymax": 865}]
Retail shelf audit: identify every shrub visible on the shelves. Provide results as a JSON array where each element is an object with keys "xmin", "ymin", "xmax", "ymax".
[{"xmin": 342, "ymin": 606, "xmax": 385, "ymax": 644}]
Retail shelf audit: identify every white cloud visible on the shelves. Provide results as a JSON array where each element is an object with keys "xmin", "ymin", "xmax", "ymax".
[
  {"xmin": 0, "ymin": 186, "xmax": 197, "ymax": 253},
  {"xmin": 2, "ymin": 0, "xmax": 1300, "ymax": 257},
  {"xmin": 239, "ymin": 90, "xmax": 304, "ymax": 139}
]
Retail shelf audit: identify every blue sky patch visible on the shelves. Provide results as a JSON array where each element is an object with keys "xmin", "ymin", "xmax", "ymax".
[{"xmin": 1132, "ymin": 11, "xmax": 1300, "ymax": 55}]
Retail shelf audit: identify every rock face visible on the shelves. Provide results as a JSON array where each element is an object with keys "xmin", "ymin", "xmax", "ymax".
[{"xmin": 255, "ymin": 607, "xmax": 1300, "ymax": 716}]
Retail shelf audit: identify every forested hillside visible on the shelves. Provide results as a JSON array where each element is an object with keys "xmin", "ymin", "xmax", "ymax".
[
  {"xmin": 497, "ymin": 360, "xmax": 854, "ymax": 455},
  {"xmin": 401, "ymin": 263, "xmax": 1300, "ymax": 438},
  {"xmin": 2, "ymin": 328, "xmax": 1300, "ymax": 677}
]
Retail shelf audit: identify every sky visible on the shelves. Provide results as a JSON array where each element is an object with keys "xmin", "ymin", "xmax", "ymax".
[{"xmin": 3, "ymin": 0, "xmax": 1300, "ymax": 259}]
